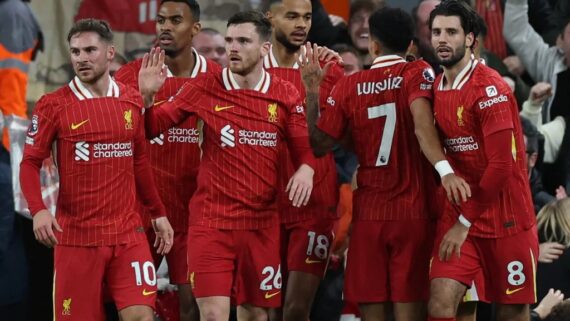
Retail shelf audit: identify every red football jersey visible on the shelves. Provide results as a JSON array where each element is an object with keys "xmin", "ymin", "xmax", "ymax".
[
  {"xmin": 318, "ymin": 55, "xmax": 436, "ymax": 221},
  {"xmin": 433, "ymin": 59, "xmax": 535, "ymax": 238},
  {"xmin": 21, "ymin": 77, "xmax": 165, "ymax": 246},
  {"xmin": 263, "ymin": 46, "xmax": 343, "ymax": 223},
  {"xmin": 144, "ymin": 68, "xmax": 314, "ymax": 230},
  {"xmin": 115, "ymin": 51, "xmax": 221, "ymax": 232}
]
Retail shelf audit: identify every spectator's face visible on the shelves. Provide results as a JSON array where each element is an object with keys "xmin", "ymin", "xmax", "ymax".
[
  {"xmin": 156, "ymin": 2, "xmax": 200, "ymax": 57},
  {"xmin": 69, "ymin": 32, "xmax": 114, "ymax": 84},
  {"xmin": 193, "ymin": 32, "xmax": 228, "ymax": 67},
  {"xmin": 416, "ymin": 0, "xmax": 440, "ymax": 56},
  {"xmin": 270, "ymin": 0, "xmax": 312, "ymax": 51},
  {"xmin": 563, "ymin": 23, "xmax": 570, "ymax": 66},
  {"xmin": 349, "ymin": 9, "xmax": 371, "ymax": 51},
  {"xmin": 225, "ymin": 23, "xmax": 269, "ymax": 75},
  {"xmin": 340, "ymin": 52, "xmax": 361, "ymax": 75},
  {"xmin": 430, "ymin": 15, "xmax": 473, "ymax": 67}
]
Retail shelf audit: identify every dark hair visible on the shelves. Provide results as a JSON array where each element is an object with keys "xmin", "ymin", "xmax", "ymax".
[
  {"xmin": 475, "ymin": 12, "xmax": 488, "ymax": 38},
  {"xmin": 429, "ymin": 0, "xmax": 480, "ymax": 48},
  {"xmin": 227, "ymin": 11, "xmax": 272, "ymax": 42},
  {"xmin": 520, "ymin": 116, "xmax": 539, "ymax": 154},
  {"xmin": 547, "ymin": 300, "xmax": 570, "ymax": 321},
  {"xmin": 331, "ymin": 43, "xmax": 360, "ymax": 57},
  {"xmin": 67, "ymin": 19, "xmax": 113, "ymax": 43},
  {"xmin": 560, "ymin": 17, "xmax": 570, "ymax": 39},
  {"xmin": 369, "ymin": 7, "xmax": 414, "ymax": 54},
  {"xmin": 350, "ymin": 0, "xmax": 380, "ymax": 22},
  {"xmin": 160, "ymin": 0, "xmax": 200, "ymax": 21}
]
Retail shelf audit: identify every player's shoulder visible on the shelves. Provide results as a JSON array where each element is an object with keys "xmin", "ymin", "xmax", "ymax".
[
  {"xmin": 204, "ymin": 57, "xmax": 222, "ymax": 74},
  {"xmin": 114, "ymin": 59, "xmax": 142, "ymax": 81},
  {"xmin": 33, "ymin": 86, "xmax": 72, "ymax": 113},
  {"xmin": 403, "ymin": 59, "xmax": 435, "ymax": 79},
  {"xmin": 470, "ymin": 63, "xmax": 511, "ymax": 95},
  {"xmin": 116, "ymin": 82, "xmax": 143, "ymax": 108},
  {"xmin": 270, "ymin": 73, "xmax": 298, "ymax": 92}
]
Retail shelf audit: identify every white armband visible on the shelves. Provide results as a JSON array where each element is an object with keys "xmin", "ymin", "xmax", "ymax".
[
  {"xmin": 458, "ymin": 214, "xmax": 472, "ymax": 228},
  {"xmin": 435, "ymin": 160, "xmax": 454, "ymax": 178}
]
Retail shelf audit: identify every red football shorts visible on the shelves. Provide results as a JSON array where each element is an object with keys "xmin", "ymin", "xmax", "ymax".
[
  {"xmin": 187, "ymin": 225, "xmax": 281, "ymax": 308},
  {"xmin": 146, "ymin": 229, "xmax": 188, "ymax": 285},
  {"xmin": 53, "ymin": 241, "xmax": 157, "ymax": 321},
  {"xmin": 344, "ymin": 219, "xmax": 435, "ymax": 303},
  {"xmin": 281, "ymin": 218, "xmax": 336, "ymax": 278},
  {"xmin": 430, "ymin": 224, "xmax": 538, "ymax": 304}
]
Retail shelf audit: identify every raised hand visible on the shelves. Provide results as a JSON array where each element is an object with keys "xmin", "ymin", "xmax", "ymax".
[
  {"xmin": 299, "ymin": 42, "xmax": 334, "ymax": 92},
  {"xmin": 138, "ymin": 47, "xmax": 168, "ymax": 107}
]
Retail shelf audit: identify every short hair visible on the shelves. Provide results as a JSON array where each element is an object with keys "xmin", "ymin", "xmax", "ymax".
[
  {"xmin": 227, "ymin": 10, "xmax": 272, "ymax": 42},
  {"xmin": 350, "ymin": 0, "xmax": 381, "ymax": 21},
  {"xmin": 369, "ymin": 7, "xmax": 414, "ymax": 54},
  {"xmin": 429, "ymin": 0, "xmax": 480, "ymax": 47},
  {"xmin": 160, "ymin": 0, "xmax": 200, "ymax": 21},
  {"xmin": 331, "ymin": 43, "xmax": 360, "ymax": 57},
  {"xmin": 67, "ymin": 19, "xmax": 113, "ymax": 43},
  {"xmin": 475, "ymin": 12, "xmax": 488, "ymax": 38}
]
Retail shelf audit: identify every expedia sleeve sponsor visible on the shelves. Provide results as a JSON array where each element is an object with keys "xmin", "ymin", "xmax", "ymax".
[
  {"xmin": 479, "ymin": 95, "xmax": 508, "ymax": 109},
  {"xmin": 444, "ymin": 136, "xmax": 479, "ymax": 152}
]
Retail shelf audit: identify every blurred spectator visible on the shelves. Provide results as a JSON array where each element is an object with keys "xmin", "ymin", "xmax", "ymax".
[
  {"xmin": 412, "ymin": 0, "xmax": 441, "ymax": 72},
  {"xmin": 545, "ymin": 299, "xmax": 570, "ymax": 321},
  {"xmin": 346, "ymin": 0, "xmax": 380, "ymax": 67},
  {"xmin": 192, "ymin": 27, "xmax": 228, "ymax": 67},
  {"xmin": 474, "ymin": 0, "xmax": 508, "ymax": 59},
  {"xmin": 331, "ymin": 43, "xmax": 362, "ymax": 75},
  {"xmin": 0, "ymin": 0, "xmax": 42, "ymax": 320},
  {"xmin": 536, "ymin": 198, "xmax": 570, "ymax": 303},
  {"xmin": 504, "ymin": 0, "xmax": 570, "ymax": 122}
]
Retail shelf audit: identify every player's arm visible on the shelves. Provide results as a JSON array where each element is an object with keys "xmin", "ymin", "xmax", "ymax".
[
  {"xmin": 19, "ymin": 97, "xmax": 62, "ymax": 248},
  {"xmin": 300, "ymin": 42, "xmax": 341, "ymax": 157},
  {"xmin": 114, "ymin": 63, "xmax": 139, "ymax": 91},
  {"xmin": 410, "ymin": 98, "xmax": 471, "ymax": 204},
  {"xmin": 132, "ymin": 111, "xmax": 173, "ymax": 255}
]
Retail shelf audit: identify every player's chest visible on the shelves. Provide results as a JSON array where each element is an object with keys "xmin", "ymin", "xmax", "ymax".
[
  {"xmin": 434, "ymin": 93, "xmax": 478, "ymax": 136},
  {"xmin": 59, "ymin": 101, "xmax": 140, "ymax": 142}
]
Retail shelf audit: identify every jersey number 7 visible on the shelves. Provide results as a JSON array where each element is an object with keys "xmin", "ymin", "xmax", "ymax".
[{"xmin": 367, "ymin": 103, "xmax": 396, "ymax": 167}]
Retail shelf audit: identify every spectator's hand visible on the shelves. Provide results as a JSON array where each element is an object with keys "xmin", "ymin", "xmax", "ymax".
[
  {"xmin": 556, "ymin": 185, "xmax": 568, "ymax": 200},
  {"xmin": 529, "ymin": 82, "xmax": 553, "ymax": 105},
  {"xmin": 328, "ymin": 14, "xmax": 346, "ymax": 26},
  {"xmin": 139, "ymin": 47, "xmax": 168, "ymax": 107},
  {"xmin": 539, "ymin": 242, "xmax": 566, "ymax": 263},
  {"xmin": 441, "ymin": 173, "xmax": 472, "ymax": 204},
  {"xmin": 152, "ymin": 216, "xmax": 173, "ymax": 255},
  {"xmin": 299, "ymin": 42, "xmax": 334, "ymax": 92},
  {"xmin": 33, "ymin": 209, "xmax": 62, "ymax": 248},
  {"xmin": 286, "ymin": 164, "xmax": 314, "ymax": 207},
  {"xmin": 503, "ymin": 55, "xmax": 525, "ymax": 77},
  {"xmin": 439, "ymin": 222, "xmax": 469, "ymax": 261},
  {"xmin": 534, "ymin": 289, "xmax": 565, "ymax": 319}
]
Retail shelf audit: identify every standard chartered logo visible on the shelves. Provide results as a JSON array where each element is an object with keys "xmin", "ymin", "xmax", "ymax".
[
  {"xmin": 220, "ymin": 124, "xmax": 277, "ymax": 148},
  {"xmin": 75, "ymin": 141, "xmax": 90, "ymax": 161},
  {"xmin": 74, "ymin": 141, "xmax": 133, "ymax": 161},
  {"xmin": 221, "ymin": 125, "xmax": 236, "ymax": 147}
]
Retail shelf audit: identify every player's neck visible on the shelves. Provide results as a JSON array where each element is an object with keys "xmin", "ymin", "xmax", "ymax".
[
  {"xmin": 271, "ymin": 38, "xmax": 299, "ymax": 68},
  {"xmin": 81, "ymin": 73, "xmax": 111, "ymax": 98},
  {"xmin": 442, "ymin": 52, "xmax": 472, "ymax": 90},
  {"xmin": 232, "ymin": 62, "xmax": 265, "ymax": 90},
  {"xmin": 165, "ymin": 46, "xmax": 196, "ymax": 77}
]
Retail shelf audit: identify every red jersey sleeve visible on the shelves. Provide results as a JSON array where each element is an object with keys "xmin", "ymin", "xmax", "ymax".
[
  {"xmin": 474, "ymin": 84, "xmax": 515, "ymax": 136},
  {"xmin": 405, "ymin": 61, "xmax": 434, "ymax": 106},
  {"xmin": 319, "ymin": 63, "xmax": 344, "ymax": 112},
  {"xmin": 285, "ymin": 86, "xmax": 316, "ymax": 169},
  {"xmin": 132, "ymin": 103, "xmax": 167, "ymax": 219},
  {"xmin": 144, "ymin": 79, "xmax": 203, "ymax": 138},
  {"xmin": 20, "ymin": 96, "xmax": 58, "ymax": 215},
  {"xmin": 316, "ymin": 78, "xmax": 349, "ymax": 140}
]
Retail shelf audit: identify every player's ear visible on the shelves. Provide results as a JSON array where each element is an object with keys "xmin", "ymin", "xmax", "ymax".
[
  {"xmin": 107, "ymin": 44, "xmax": 115, "ymax": 61},
  {"xmin": 368, "ymin": 38, "xmax": 381, "ymax": 57},
  {"xmin": 260, "ymin": 41, "xmax": 271, "ymax": 58},
  {"xmin": 465, "ymin": 32, "xmax": 474, "ymax": 49},
  {"xmin": 192, "ymin": 22, "xmax": 202, "ymax": 37}
]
